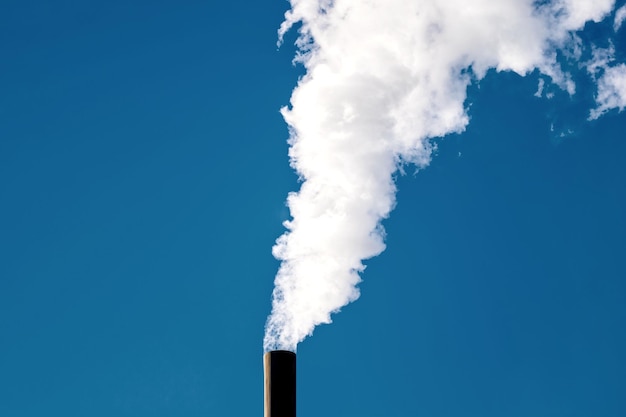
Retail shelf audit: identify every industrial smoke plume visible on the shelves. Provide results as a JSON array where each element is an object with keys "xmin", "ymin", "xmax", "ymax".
[{"xmin": 264, "ymin": 0, "xmax": 626, "ymax": 352}]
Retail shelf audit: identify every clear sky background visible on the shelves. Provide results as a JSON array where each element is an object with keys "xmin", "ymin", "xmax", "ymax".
[{"xmin": 1, "ymin": 1, "xmax": 625, "ymax": 417}]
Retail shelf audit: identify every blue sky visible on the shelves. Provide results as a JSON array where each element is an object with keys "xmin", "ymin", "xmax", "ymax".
[{"xmin": 1, "ymin": 1, "xmax": 625, "ymax": 417}]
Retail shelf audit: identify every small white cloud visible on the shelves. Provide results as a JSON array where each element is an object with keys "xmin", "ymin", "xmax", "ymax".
[
  {"xmin": 535, "ymin": 78, "xmax": 545, "ymax": 97},
  {"xmin": 590, "ymin": 64, "xmax": 626, "ymax": 119},
  {"xmin": 586, "ymin": 45, "xmax": 615, "ymax": 76},
  {"xmin": 614, "ymin": 5, "xmax": 626, "ymax": 31}
]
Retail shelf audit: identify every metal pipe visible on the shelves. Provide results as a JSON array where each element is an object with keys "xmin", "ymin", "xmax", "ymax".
[{"xmin": 263, "ymin": 350, "xmax": 296, "ymax": 417}]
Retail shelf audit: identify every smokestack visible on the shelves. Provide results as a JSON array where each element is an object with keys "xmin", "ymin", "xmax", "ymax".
[{"xmin": 263, "ymin": 350, "xmax": 296, "ymax": 417}]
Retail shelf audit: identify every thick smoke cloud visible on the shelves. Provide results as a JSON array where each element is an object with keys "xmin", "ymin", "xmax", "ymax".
[{"xmin": 264, "ymin": 0, "xmax": 622, "ymax": 352}]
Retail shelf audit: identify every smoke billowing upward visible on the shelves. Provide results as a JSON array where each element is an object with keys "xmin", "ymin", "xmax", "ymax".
[{"xmin": 264, "ymin": 0, "xmax": 625, "ymax": 352}]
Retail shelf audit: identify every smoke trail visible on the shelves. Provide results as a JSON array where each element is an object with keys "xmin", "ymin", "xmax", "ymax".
[{"xmin": 264, "ymin": 0, "xmax": 623, "ymax": 352}]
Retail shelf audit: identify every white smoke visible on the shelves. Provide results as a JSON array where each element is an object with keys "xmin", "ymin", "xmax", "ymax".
[
  {"xmin": 589, "ymin": 63, "xmax": 626, "ymax": 119},
  {"xmin": 586, "ymin": 44, "xmax": 626, "ymax": 119},
  {"xmin": 264, "ymin": 0, "xmax": 620, "ymax": 352},
  {"xmin": 615, "ymin": 4, "xmax": 626, "ymax": 30}
]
